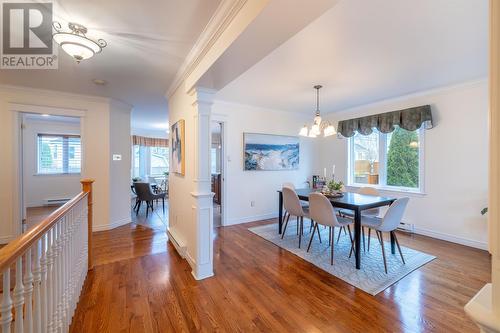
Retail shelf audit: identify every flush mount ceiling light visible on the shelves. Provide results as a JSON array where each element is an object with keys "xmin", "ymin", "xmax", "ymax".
[
  {"xmin": 52, "ymin": 22, "xmax": 107, "ymax": 63},
  {"xmin": 92, "ymin": 79, "xmax": 107, "ymax": 86},
  {"xmin": 299, "ymin": 85, "xmax": 336, "ymax": 138}
]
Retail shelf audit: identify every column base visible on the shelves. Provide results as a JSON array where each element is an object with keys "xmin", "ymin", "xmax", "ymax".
[{"xmin": 465, "ymin": 283, "xmax": 500, "ymax": 333}]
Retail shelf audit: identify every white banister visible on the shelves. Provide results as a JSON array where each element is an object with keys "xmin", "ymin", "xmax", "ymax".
[
  {"xmin": 0, "ymin": 179, "xmax": 94, "ymax": 333},
  {"xmin": 1, "ymin": 269, "xmax": 13, "ymax": 332}
]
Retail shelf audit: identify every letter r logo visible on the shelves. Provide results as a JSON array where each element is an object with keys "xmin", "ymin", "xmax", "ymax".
[{"xmin": 2, "ymin": 2, "xmax": 53, "ymax": 54}]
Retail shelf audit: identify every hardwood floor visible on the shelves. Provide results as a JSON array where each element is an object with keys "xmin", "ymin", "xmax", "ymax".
[
  {"xmin": 25, "ymin": 205, "xmax": 61, "ymax": 230},
  {"xmin": 70, "ymin": 218, "xmax": 490, "ymax": 332}
]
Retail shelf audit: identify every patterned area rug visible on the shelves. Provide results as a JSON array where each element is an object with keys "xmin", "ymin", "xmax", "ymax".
[{"xmin": 248, "ymin": 223, "xmax": 436, "ymax": 295}]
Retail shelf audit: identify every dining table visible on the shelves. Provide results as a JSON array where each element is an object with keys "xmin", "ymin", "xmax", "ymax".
[{"xmin": 277, "ymin": 188, "xmax": 396, "ymax": 269}]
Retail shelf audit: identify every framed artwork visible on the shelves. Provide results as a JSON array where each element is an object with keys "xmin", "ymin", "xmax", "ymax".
[
  {"xmin": 243, "ymin": 133, "xmax": 300, "ymax": 171},
  {"xmin": 171, "ymin": 119, "xmax": 185, "ymax": 175}
]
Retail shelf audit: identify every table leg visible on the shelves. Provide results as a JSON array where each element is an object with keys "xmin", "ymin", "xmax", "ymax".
[
  {"xmin": 355, "ymin": 208, "xmax": 361, "ymax": 269},
  {"xmin": 278, "ymin": 191, "xmax": 283, "ymax": 234},
  {"xmin": 390, "ymin": 230, "xmax": 396, "ymax": 254}
]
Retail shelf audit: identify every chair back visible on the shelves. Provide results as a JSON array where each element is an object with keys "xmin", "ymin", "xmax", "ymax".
[
  {"xmin": 359, "ymin": 187, "xmax": 381, "ymax": 216},
  {"xmin": 379, "ymin": 197, "xmax": 409, "ymax": 232},
  {"xmin": 282, "ymin": 187, "xmax": 305, "ymax": 217},
  {"xmin": 309, "ymin": 192, "xmax": 340, "ymax": 227},
  {"xmin": 282, "ymin": 182, "xmax": 295, "ymax": 190},
  {"xmin": 134, "ymin": 182, "xmax": 155, "ymax": 201}
]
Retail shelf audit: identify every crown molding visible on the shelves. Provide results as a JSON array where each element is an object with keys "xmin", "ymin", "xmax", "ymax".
[{"xmin": 166, "ymin": 0, "xmax": 248, "ymax": 99}]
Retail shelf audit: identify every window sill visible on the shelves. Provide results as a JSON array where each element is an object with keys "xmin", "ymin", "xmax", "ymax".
[{"xmin": 346, "ymin": 184, "xmax": 426, "ymax": 197}]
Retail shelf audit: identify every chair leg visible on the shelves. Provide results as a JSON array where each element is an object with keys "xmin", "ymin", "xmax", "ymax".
[
  {"xmin": 328, "ymin": 226, "xmax": 332, "ymax": 246},
  {"xmin": 307, "ymin": 222, "xmax": 317, "ymax": 252},
  {"xmin": 392, "ymin": 231, "xmax": 406, "ymax": 264},
  {"xmin": 336, "ymin": 226, "xmax": 343, "ymax": 243},
  {"xmin": 310, "ymin": 220, "xmax": 313, "ymax": 233},
  {"xmin": 136, "ymin": 201, "xmax": 141, "ymax": 216},
  {"xmin": 299, "ymin": 217, "xmax": 303, "ymax": 248},
  {"xmin": 368, "ymin": 228, "xmax": 371, "ymax": 251},
  {"xmin": 281, "ymin": 214, "xmax": 291, "ymax": 239},
  {"xmin": 146, "ymin": 202, "xmax": 149, "ymax": 218},
  {"xmin": 378, "ymin": 231, "xmax": 388, "ymax": 273},
  {"xmin": 330, "ymin": 225, "xmax": 335, "ymax": 265},
  {"xmin": 362, "ymin": 227, "xmax": 366, "ymax": 253},
  {"xmin": 315, "ymin": 220, "xmax": 322, "ymax": 243},
  {"xmin": 162, "ymin": 198, "xmax": 165, "ymax": 213},
  {"xmin": 347, "ymin": 225, "xmax": 356, "ymax": 258}
]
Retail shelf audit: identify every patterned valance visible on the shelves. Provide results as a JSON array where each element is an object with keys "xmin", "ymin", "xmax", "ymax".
[
  {"xmin": 337, "ymin": 105, "xmax": 433, "ymax": 137},
  {"xmin": 132, "ymin": 135, "xmax": 168, "ymax": 147}
]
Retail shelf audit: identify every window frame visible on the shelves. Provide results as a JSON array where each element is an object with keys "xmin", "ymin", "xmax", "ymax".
[
  {"xmin": 347, "ymin": 127, "xmax": 425, "ymax": 194},
  {"xmin": 36, "ymin": 133, "xmax": 81, "ymax": 175}
]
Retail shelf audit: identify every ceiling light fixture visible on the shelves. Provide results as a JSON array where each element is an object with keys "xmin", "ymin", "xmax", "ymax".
[
  {"xmin": 52, "ymin": 22, "xmax": 107, "ymax": 63},
  {"xmin": 299, "ymin": 85, "xmax": 336, "ymax": 138}
]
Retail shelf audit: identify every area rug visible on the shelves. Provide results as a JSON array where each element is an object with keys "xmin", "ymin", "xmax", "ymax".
[{"xmin": 248, "ymin": 223, "xmax": 436, "ymax": 295}]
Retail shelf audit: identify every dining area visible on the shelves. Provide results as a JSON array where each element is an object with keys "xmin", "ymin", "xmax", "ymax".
[{"xmin": 248, "ymin": 182, "xmax": 434, "ymax": 296}]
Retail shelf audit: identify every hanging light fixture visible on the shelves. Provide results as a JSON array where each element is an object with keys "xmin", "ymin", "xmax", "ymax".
[
  {"xmin": 299, "ymin": 85, "xmax": 336, "ymax": 138},
  {"xmin": 52, "ymin": 22, "xmax": 107, "ymax": 63}
]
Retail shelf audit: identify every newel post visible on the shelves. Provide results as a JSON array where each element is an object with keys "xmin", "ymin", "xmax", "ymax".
[{"xmin": 80, "ymin": 179, "xmax": 94, "ymax": 271}]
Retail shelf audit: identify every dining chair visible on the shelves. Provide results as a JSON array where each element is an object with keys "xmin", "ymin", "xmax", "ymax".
[
  {"xmin": 282, "ymin": 187, "xmax": 319, "ymax": 248},
  {"xmin": 133, "ymin": 182, "xmax": 166, "ymax": 217},
  {"xmin": 361, "ymin": 197, "xmax": 409, "ymax": 273},
  {"xmin": 339, "ymin": 187, "xmax": 381, "ymax": 252},
  {"xmin": 307, "ymin": 192, "xmax": 355, "ymax": 265}
]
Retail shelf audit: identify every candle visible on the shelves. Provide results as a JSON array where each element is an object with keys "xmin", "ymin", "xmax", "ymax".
[
  {"xmin": 323, "ymin": 168, "xmax": 327, "ymax": 178},
  {"xmin": 332, "ymin": 165, "xmax": 336, "ymax": 176}
]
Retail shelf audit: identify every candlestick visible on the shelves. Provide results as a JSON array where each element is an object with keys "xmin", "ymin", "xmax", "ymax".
[{"xmin": 323, "ymin": 168, "xmax": 327, "ymax": 179}]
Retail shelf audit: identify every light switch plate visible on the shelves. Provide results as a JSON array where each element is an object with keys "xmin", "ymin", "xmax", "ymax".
[{"xmin": 112, "ymin": 154, "xmax": 122, "ymax": 161}]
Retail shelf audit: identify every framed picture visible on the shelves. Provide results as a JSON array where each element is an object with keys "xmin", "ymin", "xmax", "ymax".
[
  {"xmin": 171, "ymin": 119, "xmax": 185, "ymax": 175},
  {"xmin": 243, "ymin": 133, "xmax": 300, "ymax": 171}
]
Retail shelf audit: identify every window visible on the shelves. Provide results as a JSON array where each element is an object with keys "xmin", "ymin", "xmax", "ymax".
[
  {"xmin": 349, "ymin": 127, "xmax": 423, "ymax": 192},
  {"xmin": 150, "ymin": 147, "xmax": 169, "ymax": 176},
  {"xmin": 131, "ymin": 145, "xmax": 169, "ymax": 179},
  {"xmin": 37, "ymin": 134, "xmax": 81, "ymax": 174}
]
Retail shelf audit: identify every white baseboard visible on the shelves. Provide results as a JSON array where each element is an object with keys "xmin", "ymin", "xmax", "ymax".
[
  {"xmin": 226, "ymin": 212, "xmax": 278, "ymax": 226},
  {"xmin": 92, "ymin": 217, "xmax": 131, "ymax": 232},
  {"xmin": 167, "ymin": 227, "xmax": 187, "ymax": 258},
  {"xmin": 413, "ymin": 226, "xmax": 488, "ymax": 250}
]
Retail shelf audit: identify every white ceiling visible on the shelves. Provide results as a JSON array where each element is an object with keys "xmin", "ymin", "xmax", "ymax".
[
  {"xmin": 0, "ymin": 0, "xmax": 221, "ymax": 130},
  {"xmin": 216, "ymin": 0, "xmax": 488, "ymax": 114}
]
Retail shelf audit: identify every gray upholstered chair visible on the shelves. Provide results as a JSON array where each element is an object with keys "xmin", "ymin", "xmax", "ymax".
[
  {"xmin": 282, "ymin": 187, "xmax": 317, "ymax": 248},
  {"xmin": 361, "ymin": 197, "xmax": 409, "ymax": 273},
  {"xmin": 307, "ymin": 192, "xmax": 355, "ymax": 265},
  {"xmin": 133, "ymin": 182, "xmax": 166, "ymax": 217}
]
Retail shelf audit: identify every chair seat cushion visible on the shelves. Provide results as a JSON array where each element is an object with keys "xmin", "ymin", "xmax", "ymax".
[{"xmin": 338, "ymin": 209, "xmax": 379, "ymax": 218}]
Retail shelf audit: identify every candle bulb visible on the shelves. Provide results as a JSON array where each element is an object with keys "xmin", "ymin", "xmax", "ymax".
[{"xmin": 323, "ymin": 168, "xmax": 327, "ymax": 179}]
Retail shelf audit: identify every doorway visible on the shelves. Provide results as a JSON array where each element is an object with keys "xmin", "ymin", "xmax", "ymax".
[
  {"xmin": 20, "ymin": 113, "xmax": 82, "ymax": 231},
  {"xmin": 211, "ymin": 121, "xmax": 224, "ymax": 227}
]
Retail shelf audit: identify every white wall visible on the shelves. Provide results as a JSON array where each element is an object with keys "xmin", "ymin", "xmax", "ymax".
[
  {"xmin": 108, "ymin": 102, "xmax": 132, "ymax": 230},
  {"xmin": 22, "ymin": 118, "xmax": 81, "ymax": 208},
  {"xmin": 316, "ymin": 80, "xmax": 489, "ymax": 249},
  {"xmin": 0, "ymin": 85, "xmax": 132, "ymax": 241},
  {"xmin": 211, "ymin": 101, "xmax": 316, "ymax": 225}
]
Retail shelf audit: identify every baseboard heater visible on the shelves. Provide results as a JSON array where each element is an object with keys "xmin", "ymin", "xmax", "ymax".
[
  {"xmin": 44, "ymin": 198, "xmax": 71, "ymax": 206},
  {"xmin": 397, "ymin": 222, "xmax": 415, "ymax": 233}
]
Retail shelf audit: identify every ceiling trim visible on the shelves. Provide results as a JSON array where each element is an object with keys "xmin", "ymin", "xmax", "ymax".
[{"xmin": 166, "ymin": 0, "xmax": 248, "ymax": 98}]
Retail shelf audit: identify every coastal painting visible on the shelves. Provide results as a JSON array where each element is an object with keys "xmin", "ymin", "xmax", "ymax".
[
  {"xmin": 171, "ymin": 119, "xmax": 185, "ymax": 175},
  {"xmin": 244, "ymin": 133, "xmax": 300, "ymax": 171}
]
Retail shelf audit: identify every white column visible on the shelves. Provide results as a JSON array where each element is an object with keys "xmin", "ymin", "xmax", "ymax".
[
  {"xmin": 189, "ymin": 87, "xmax": 215, "ymax": 280},
  {"xmin": 465, "ymin": 2, "xmax": 500, "ymax": 332}
]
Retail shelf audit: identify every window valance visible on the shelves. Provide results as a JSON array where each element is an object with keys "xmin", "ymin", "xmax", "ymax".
[
  {"xmin": 132, "ymin": 135, "xmax": 168, "ymax": 147},
  {"xmin": 337, "ymin": 105, "xmax": 433, "ymax": 137}
]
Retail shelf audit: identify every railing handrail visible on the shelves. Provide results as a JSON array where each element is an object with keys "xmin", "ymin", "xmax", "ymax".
[{"xmin": 0, "ymin": 179, "xmax": 94, "ymax": 272}]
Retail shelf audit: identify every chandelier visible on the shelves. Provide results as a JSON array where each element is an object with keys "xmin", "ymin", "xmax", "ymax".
[
  {"xmin": 52, "ymin": 22, "xmax": 107, "ymax": 63},
  {"xmin": 299, "ymin": 85, "xmax": 336, "ymax": 138}
]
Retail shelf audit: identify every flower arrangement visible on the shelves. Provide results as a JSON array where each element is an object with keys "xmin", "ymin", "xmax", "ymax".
[{"xmin": 327, "ymin": 180, "xmax": 344, "ymax": 193}]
